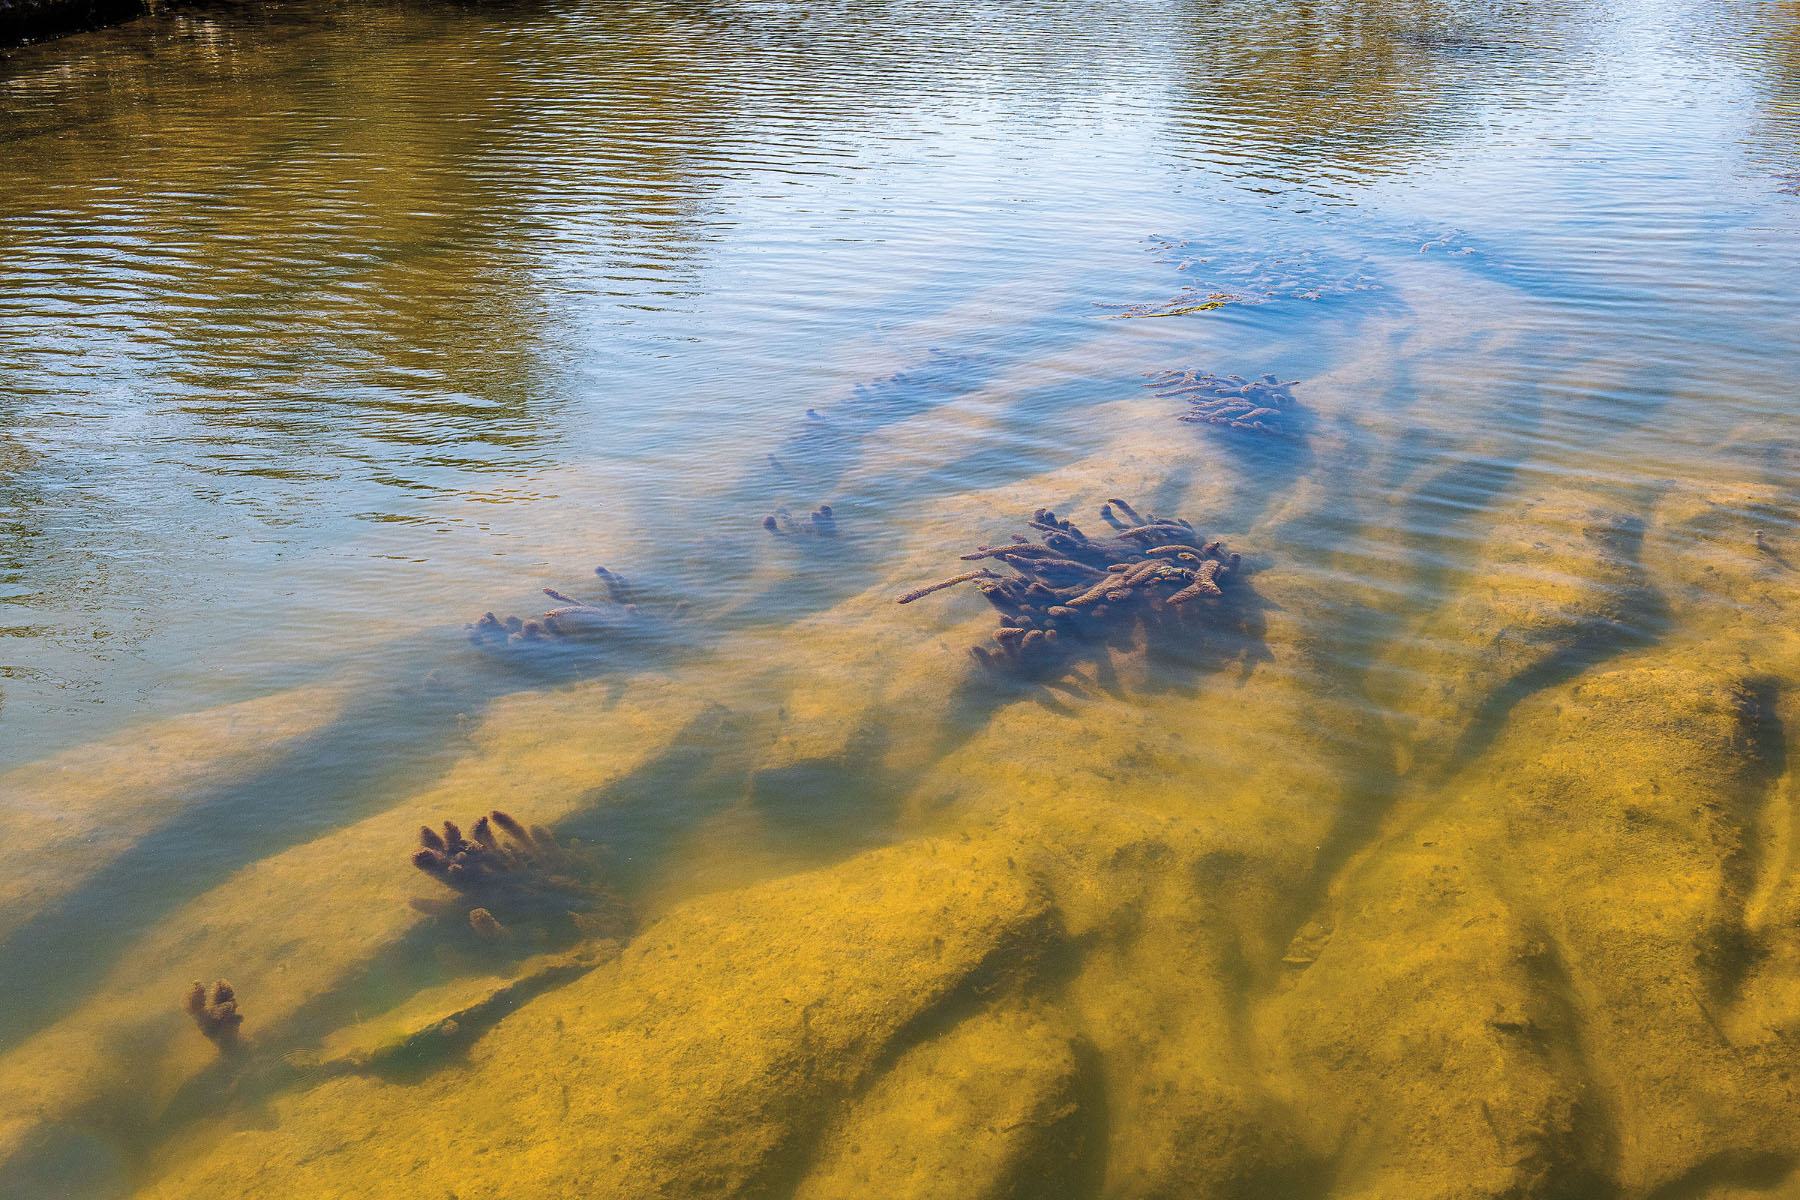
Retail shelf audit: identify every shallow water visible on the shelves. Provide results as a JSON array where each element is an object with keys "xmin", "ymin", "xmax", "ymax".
[{"xmin": 3, "ymin": 0, "xmax": 1800, "ymax": 1195}]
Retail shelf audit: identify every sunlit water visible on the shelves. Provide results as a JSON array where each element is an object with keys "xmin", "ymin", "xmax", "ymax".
[{"xmin": 2, "ymin": 0, "xmax": 1800, "ymax": 1194}]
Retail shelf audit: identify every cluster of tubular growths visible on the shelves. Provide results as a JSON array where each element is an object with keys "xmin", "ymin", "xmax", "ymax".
[
  {"xmin": 895, "ymin": 498, "xmax": 1240, "ymax": 671},
  {"xmin": 410, "ymin": 811, "xmax": 623, "ymax": 946},
  {"xmin": 763, "ymin": 505, "xmax": 836, "ymax": 537},
  {"xmin": 469, "ymin": 566, "xmax": 667, "ymax": 648},
  {"xmin": 183, "ymin": 980, "xmax": 242, "ymax": 1048},
  {"xmin": 1142, "ymin": 236, "xmax": 1385, "ymax": 301},
  {"xmin": 1146, "ymin": 370, "xmax": 1300, "ymax": 435}
]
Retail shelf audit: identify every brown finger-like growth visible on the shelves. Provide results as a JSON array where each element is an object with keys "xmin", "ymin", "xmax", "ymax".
[
  {"xmin": 1122, "ymin": 559, "xmax": 1165, "ymax": 586},
  {"xmin": 893, "ymin": 499, "xmax": 1242, "ymax": 678},
  {"xmin": 489, "ymin": 810, "xmax": 533, "ymax": 846},
  {"xmin": 184, "ymin": 979, "xmax": 243, "ymax": 1048},
  {"xmin": 764, "ymin": 504, "xmax": 837, "ymax": 539},
  {"xmin": 896, "ymin": 570, "xmax": 1001, "ymax": 604},
  {"xmin": 1003, "ymin": 554, "xmax": 1107, "ymax": 580},
  {"xmin": 593, "ymin": 567, "xmax": 632, "ymax": 604},
  {"xmin": 410, "ymin": 811, "xmax": 632, "ymax": 945},
  {"xmin": 469, "ymin": 561, "xmax": 689, "ymax": 652},
  {"xmin": 468, "ymin": 908, "xmax": 509, "ymax": 941},
  {"xmin": 1119, "ymin": 522, "xmax": 1196, "ymax": 542},
  {"xmin": 1150, "ymin": 369, "xmax": 1301, "ymax": 435},
  {"xmin": 1170, "ymin": 560, "xmax": 1225, "ymax": 604},
  {"xmin": 1067, "ymin": 576, "xmax": 1123, "ymax": 608}
]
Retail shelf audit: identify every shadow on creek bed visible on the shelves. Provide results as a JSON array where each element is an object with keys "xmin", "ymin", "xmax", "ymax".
[{"xmin": 0, "ymin": 333, "xmax": 1302, "ymax": 1061}]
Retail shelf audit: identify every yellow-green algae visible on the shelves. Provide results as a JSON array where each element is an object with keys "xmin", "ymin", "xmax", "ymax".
[{"xmin": 143, "ymin": 832, "xmax": 1060, "ymax": 1198}]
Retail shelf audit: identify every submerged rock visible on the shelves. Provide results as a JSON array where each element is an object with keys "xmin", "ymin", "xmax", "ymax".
[
  {"xmin": 0, "ymin": 680, "xmax": 357, "ymax": 947},
  {"xmin": 138, "ymin": 835, "xmax": 1061, "ymax": 1199},
  {"xmin": 1371, "ymin": 487, "xmax": 1655, "ymax": 779},
  {"xmin": 0, "ymin": 677, "xmax": 719, "ymax": 1196},
  {"xmin": 791, "ymin": 1004, "xmax": 1090, "ymax": 1200},
  {"xmin": 1272, "ymin": 661, "xmax": 1800, "ymax": 1197}
]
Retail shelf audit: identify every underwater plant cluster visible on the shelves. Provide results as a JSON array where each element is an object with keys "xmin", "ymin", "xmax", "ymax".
[{"xmin": 898, "ymin": 498, "xmax": 1239, "ymax": 672}]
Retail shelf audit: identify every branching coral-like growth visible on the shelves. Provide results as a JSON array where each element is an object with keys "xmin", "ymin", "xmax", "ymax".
[
  {"xmin": 895, "ymin": 499, "xmax": 1241, "ymax": 674},
  {"xmin": 1146, "ymin": 370, "xmax": 1301, "ymax": 435},
  {"xmin": 184, "ymin": 980, "xmax": 243, "ymax": 1048},
  {"xmin": 410, "ymin": 810, "xmax": 631, "ymax": 944},
  {"xmin": 469, "ymin": 565, "xmax": 680, "ymax": 652},
  {"xmin": 897, "ymin": 569, "xmax": 1001, "ymax": 604}
]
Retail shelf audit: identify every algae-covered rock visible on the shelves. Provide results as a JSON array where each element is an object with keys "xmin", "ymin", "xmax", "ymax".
[
  {"xmin": 1643, "ymin": 482, "xmax": 1800, "ymax": 646},
  {"xmin": 1372, "ymin": 488, "xmax": 1652, "ymax": 778},
  {"xmin": 792, "ymin": 1004, "xmax": 1090, "ymax": 1200},
  {"xmin": 313, "ymin": 944, "xmax": 618, "ymax": 1074},
  {"xmin": 1035, "ymin": 797, "xmax": 1322, "ymax": 1200},
  {"xmin": 1268, "ymin": 839, "xmax": 1612, "ymax": 1199},
  {"xmin": 896, "ymin": 559, "xmax": 1380, "ymax": 1198},
  {"xmin": 1486, "ymin": 664, "xmax": 1800, "ymax": 1191},
  {"xmin": 1272, "ymin": 660, "xmax": 1800, "ymax": 1198},
  {"xmin": 0, "ymin": 675, "xmax": 715, "ymax": 1195},
  {"xmin": 137, "ymin": 833, "xmax": 1058, "ymax": 1199}
]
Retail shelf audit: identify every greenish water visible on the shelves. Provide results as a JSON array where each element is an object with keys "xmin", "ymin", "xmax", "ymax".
[{"xmin": 2, "ymin": 0, "xmax": 1800, "ymax": 1195}]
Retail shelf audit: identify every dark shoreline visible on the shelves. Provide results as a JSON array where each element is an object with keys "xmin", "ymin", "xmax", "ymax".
[{"xmin": 1, "ymin": 0, "xmax": 147, "ymax": 47}]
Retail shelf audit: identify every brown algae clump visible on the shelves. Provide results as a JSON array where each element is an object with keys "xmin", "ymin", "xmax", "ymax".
[
  {"xmin": 896, "ymin": 499, "xmax": 1241, "ymax": 672},
  {"xmin": 467, "ymin": 908, "xmax": 508, "ymax": 941},
  {"xmin": 182, "ymin": 979, "xmax": 243, "ymax": 1049},
  {"xmin": 1147, "ymin": 370, "xmax": 1300, "ymax": 436},
  {"xmin": 762, "ymin": 504, "xmax": 837, "ymax": 537},
  {"xmin": 469, "ymin": 565, "xmax": 680, "ymax": 651},
  {"xmin": 411, "ymin": 811, "xmax": 630, "ymax": 943}
]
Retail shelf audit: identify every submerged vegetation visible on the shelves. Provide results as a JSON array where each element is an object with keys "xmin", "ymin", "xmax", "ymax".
[
  {"xmin": 468, "ymin": 567, "xmax": 678, "ymax": 651},
  {"xmin": 1147, "ymin": 370, "xmax": 1302, "ymax": 436},
  {"xmin": 180, "ymin": 980, "xmax": 241, "ymax": 1050},
  {"xmin": 411, "ymin": 811, "xmax": 630, "ymax": 946},
  {"xmin": 762, "ymin": 504, "xmax": 837, "ymax": 538},
  {"xmin": 5, "ymin": 0, "xmax": 1800, "ymax": 1194},
  {"xmin": 897, "ymin": 499, "xmax": 1240, "ymax": 674}
]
